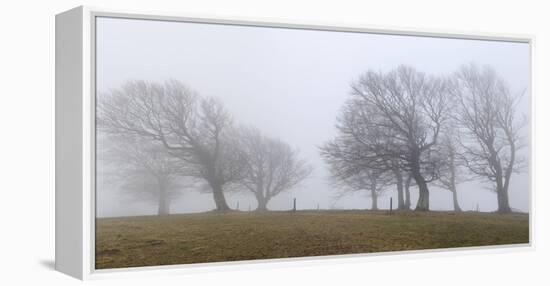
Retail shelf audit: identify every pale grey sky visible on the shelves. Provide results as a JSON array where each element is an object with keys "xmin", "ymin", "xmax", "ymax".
[{"xmin": 95, "ymin": 17, "xmax": 530, "ymax": 217}]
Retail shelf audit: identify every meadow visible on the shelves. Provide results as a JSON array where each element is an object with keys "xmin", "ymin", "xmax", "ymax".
[{"xmin": 95, "ymin": 210, "xmax": 529, "ymax": 269}]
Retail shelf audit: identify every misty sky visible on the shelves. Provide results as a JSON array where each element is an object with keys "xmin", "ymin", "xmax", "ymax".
[{"xmin": 95, "ymin": 17, "xmax": 530, "ymax": 217}]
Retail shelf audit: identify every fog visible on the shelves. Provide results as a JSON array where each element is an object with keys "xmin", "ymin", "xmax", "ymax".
[{"xmin": 95, "ymin": 17, "xmax": 530, "ymax": 217}]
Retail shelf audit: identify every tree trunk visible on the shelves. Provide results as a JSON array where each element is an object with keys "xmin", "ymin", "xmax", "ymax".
[
  {"xmin": 255, "ymin": 194, "xmax": 268, "ymax": 211},
  {"xmin": 411, "ymin": 150, "xmax": 430, "ymax": 211},
  {"xmin": 451, "ymin": 187, "xmax": 462, "ymax": 212},
  {"xmin": 393, "ymin": 169, "xmax": 405, "ymax": 209},
  {"xmin": 488, "ymin": 150, "xmax": 511, "ymax": 213},
  {"xmin": 157, "ymin": 182, "xmax": 170, "ymax": 215},
  {"xmin": 413, "ymin": 172, "xmax": 429, "ymax": 211},
  {"xmin": 157, "ymin": 189, "xmax": 170, "ymax": 215},
  {"xmin": 496, "ymin": 187, "xmax": 512, "ymax": 213},
  {"xmin": 494, "ymin": 164, "xmax": 511, "ymax": 213},
  {"xmin": 411, "ymin": 153, "xmax": 429, "ymax": 211},
  {"xmin": 499, "ymin": 128, "xmax": 515, "ymax": 214},
  {"xmin": 211, "ymin": 183, "xmax": 230, "ymax": 211},
  {"xmin": 404, "ymin": 174, "xmax": 411, "ymax": 209},
  {"xmin": 371, "ymin": 188, "xmax": 378, "ymax": 210},
  {"xmin": 448, "ymin": 154, "xmax": 461, "ymax": 212}
]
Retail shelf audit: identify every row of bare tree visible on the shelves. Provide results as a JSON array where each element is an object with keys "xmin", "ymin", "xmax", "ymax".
[
  {"xmin": 320, "ymin": 64, "xmax": 526, "ymax": 213},
  {"xmin": 98, "ymin": 80, "xmax": 311, "ymax": 214}
]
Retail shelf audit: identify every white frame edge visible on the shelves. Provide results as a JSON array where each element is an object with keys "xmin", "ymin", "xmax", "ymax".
[
  {"xmin": 55, "ymin": 5, "xmax": 93, "ymax": 280},
  {"xmin": 54, "ymin": 5, "xmax": 535, "ymax": 281}
]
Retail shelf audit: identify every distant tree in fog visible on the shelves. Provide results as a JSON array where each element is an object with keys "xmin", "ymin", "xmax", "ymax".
[
  {"xmin": 434, "ymin": 130, "xmax": 467, "ymax": 212},
  {"xmin": 331, "ymin": 168, "xmax": 391, "ymax": 211},
  {"xmin": 235, "ymin": 127, "xmax": 312, "ymax": 211},
  {"xmin": 450, "ymin": 64, "xmax": 527, "ymax": 213},
  {"xmin": 97, "ymin": 80, "xmax": 247, "ymax": 211},
  {"xmin": 102, "ymin": 135, "xmax": 188, "ymax": 215}
]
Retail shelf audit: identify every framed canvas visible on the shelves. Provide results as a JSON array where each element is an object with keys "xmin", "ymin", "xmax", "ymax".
[{"xmin": 55, "ymin": 6, "xmax": 533, "ymax": 280}]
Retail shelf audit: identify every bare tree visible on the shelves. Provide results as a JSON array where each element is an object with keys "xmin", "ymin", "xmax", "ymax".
[
  {"xmin": 235, "ymin": 127, "xmax": 312, "ymax": 211},
  {"xmin": 320, "ymin": 118, "xmax": 392, "ymax": 210},
  {"xmin": 330, "ymin": 168, "xmax": 391, "ymax": 210},
  {"xmin": 97, "ymin": 80, "xmax": 247, "ymax": 211},
  {"xmin": 451, "ymin": 64, "xmax": 526, "ymax": 213},
  {"xmin": 322, "ymin": 66, "xmax": 449, "ymax": 211},
  {"xmin": 100, "ymin": 135, "xmax": 188, "ymax": 215},
  {"xmin": 320, "ymin": 94, "xmax": 397, "ymax": 191}
]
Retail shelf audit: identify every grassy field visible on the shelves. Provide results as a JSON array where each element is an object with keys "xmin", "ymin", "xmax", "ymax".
[{"xmin": 95, "ymin": 210, "xmax": 529, "ymax": 269}]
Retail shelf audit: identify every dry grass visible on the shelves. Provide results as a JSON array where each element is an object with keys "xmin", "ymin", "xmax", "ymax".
[{"xmin": 95, "ymin": 210, "xmax": 529, "ymax": 269}]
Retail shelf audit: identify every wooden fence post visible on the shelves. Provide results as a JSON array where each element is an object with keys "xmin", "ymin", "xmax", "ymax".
[
  {"xmin": 236, "ymin": 201, "xmax": 239, "ymax": 211},
  {"xmin": 293, "ymin": 198, "xmax": 296, "ymax": 212},
  {"xmin": 389, "ymin": 197, "xmax": 393, "ymax": 216}
]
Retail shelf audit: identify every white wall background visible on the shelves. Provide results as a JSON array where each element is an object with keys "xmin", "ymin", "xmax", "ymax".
[{"xmin": 0, "ymin": 0, "xmax": 548, "ymax": 285}]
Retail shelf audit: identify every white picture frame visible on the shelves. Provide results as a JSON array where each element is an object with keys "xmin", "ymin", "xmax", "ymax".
[{"xmin": 55, "ymin": 6, "xmax": 533, "ymax": 280}]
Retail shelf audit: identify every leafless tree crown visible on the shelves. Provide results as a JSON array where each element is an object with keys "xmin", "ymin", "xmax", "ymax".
[{"xmin": 234, "ymin": 127, "xmax": 312, "ymax": 210}]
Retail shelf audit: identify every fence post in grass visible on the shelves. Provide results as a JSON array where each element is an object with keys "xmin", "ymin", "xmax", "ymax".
[
  {"xmin": 389, "ymin": 197, "xmax": 393, "ymax": 216},
  {"xmin": 293, "ymin": 198, "xmax": 296, "ymax": 212},
  {"xmin": 236, "ymin": 201, "xmax": 239, "ymax": 211}
]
